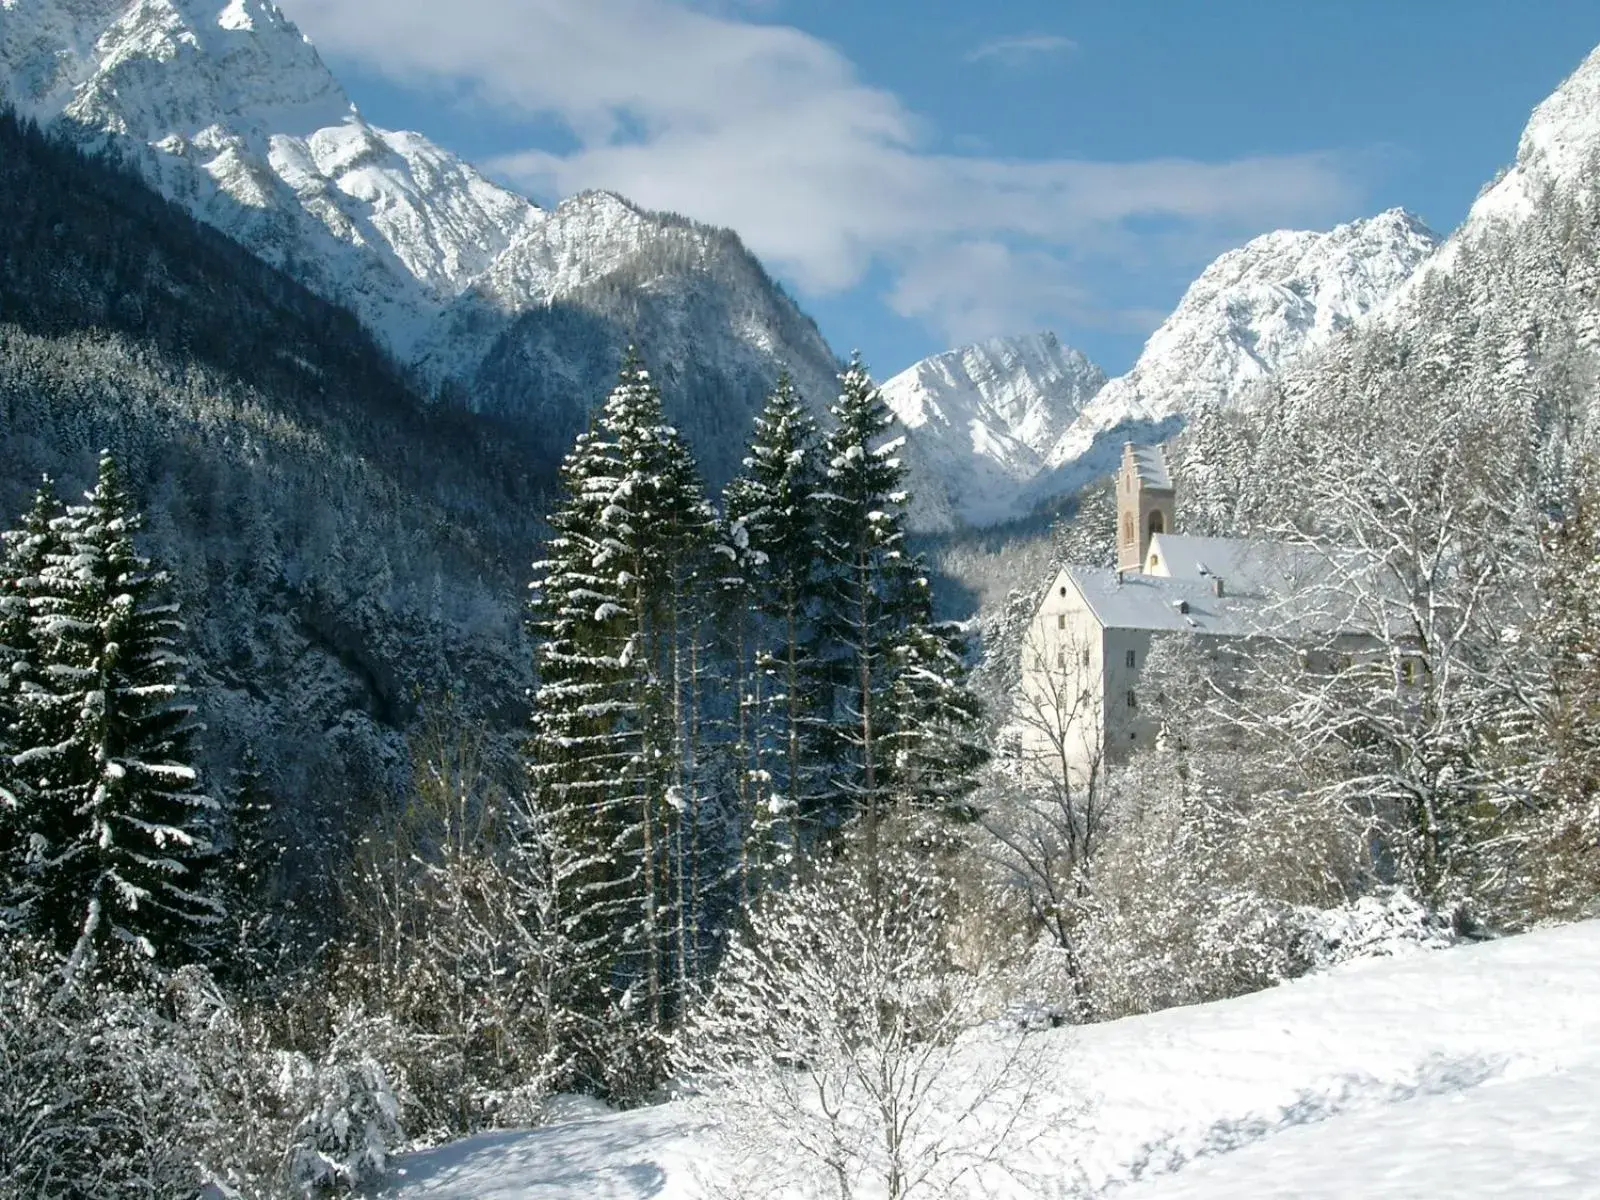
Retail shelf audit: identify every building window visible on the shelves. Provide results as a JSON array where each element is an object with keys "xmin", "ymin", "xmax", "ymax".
[
  {"xmin": 1081, "ymin": 647, "xmax": 1091, "ymax": 668},
  {"xmin": 1057, "ymin": 613, "xmax": 1066, "ymax": 630},
  {"xmin": 1126, "ymin": 690, "xmax": 1137, "ymax": 710},
  {"xmin": 1148, "ymin": 510, "xmax": 1165, "ymax": 537},
  {"xmin": 1122, "ymin": 514, "xmax": 1134, "ymax": 545},
  {"xmin": 1125, "ymin": 649, "xmax": 1137, "ymax": 669}
]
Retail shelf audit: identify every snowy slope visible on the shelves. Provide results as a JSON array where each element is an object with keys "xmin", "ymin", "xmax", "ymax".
[
  {"xmin": 381, "ymin": 920, "xmax": 1600, "ymax": 1198},
  {"xmin": 1018, "ymin": 209, "xmax": 1439, "ymax": 512},
  {"xmin": 880, "ymin": 333, "xmax": 1106, "ymax": 530}
]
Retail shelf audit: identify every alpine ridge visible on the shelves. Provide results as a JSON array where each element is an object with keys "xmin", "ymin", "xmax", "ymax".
[
  {"xmin": 1386, "ymin": 41, "xmax": 1600, "ymax": 313},
  {"xmin": 880, "ymin": 333, "xmax": 1106, "ymax": 530},
  {"xmin": 0, "ymin": 0, "xmax": 842, "ymax": 486},
  {"xmin": 1018, "ymin": 208, "xmax": 1440, "ymax": 514},
  {"xmin": 886, "ymin": 209, "xmax": 1439, "ymax": 528}
]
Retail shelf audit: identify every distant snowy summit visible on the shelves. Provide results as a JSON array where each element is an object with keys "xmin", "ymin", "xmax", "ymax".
[
  {"xmin": 0, "ymin": 0, "xmax": 542, "ymax": 364},
  {"xmin": 917, "ymin": 209, "xmax": 1434, "ymax": 525},
  {"xmin": 886, "ymin": 209, "xmax": 1439, "ymax": 529},
  {"xmin": 0, "ymin": 0, "xmax": 843, "ymax": 484},
  {"xmin": 882, "ymin": 332, "xmax": 1106, "ymax": 530}
]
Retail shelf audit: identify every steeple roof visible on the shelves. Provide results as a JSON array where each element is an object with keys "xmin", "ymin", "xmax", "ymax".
[{"xmin": 1124, "ymin": 443, "xmax": 1173, "ymax": 491}]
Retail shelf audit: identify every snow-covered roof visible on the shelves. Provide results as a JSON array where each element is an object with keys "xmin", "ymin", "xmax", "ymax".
[
  {"xmin": 1064, "ymin": 535, "xmax": 1376, "ymax": 639},
  {"xmin": 1124, "ymin": 443, "xmax": 1173, "ymax": 491},
  {"xmin": 1064, "ymin": 568, "xmax": 1264, "ymax": 637},
  {"xmin": 1144, "ymin": 534, "xmax": 1331, "ymax": 597}
]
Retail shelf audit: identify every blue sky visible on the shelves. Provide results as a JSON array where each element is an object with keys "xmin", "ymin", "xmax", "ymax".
[{"xmin": 289, "ymin": 0, "xmax": 1600, "ymax": 379}]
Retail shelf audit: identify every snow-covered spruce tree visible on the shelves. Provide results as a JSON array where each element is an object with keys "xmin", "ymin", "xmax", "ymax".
[
  {"xmin": 812, "ymin": 355, "xmax": 921, "ymax": 884},
  {"xmin": 1527, "ymin": 473, "xmax": 1600, "ymax": 919},
  {"xmin": 524, "ymin": 351, "xmax": 716, "ymax": 1098},
  {"xmin": 886, "ymin": 569, "xmax": 987, "ymax": 825},
  {"xmin": 0, "ymin": 480, "xmax": 70, "ymax": 926},
  {"xmin": 720, "ymin": 372, "xmax": 826, "ymax": 896},
  {"xmin": 525, "ymin": 417, "xmax": 640, "ymax": 1087},
  {"xmin": 11, "ymin": 453, "xmax": 221, "ymax": 976},
  {"xmin": 216, "ymin": 744, "xmax": 289, "ymax": 997}
]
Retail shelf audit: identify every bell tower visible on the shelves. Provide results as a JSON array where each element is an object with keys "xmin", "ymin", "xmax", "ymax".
[{"xmin": 1116, "ymin": 442, "xmax": 1176, "ymax": 573}]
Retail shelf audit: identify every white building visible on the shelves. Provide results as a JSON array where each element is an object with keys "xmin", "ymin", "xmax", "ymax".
[{"xmin": 1018, "ymin": 443, "xmax": 1374, "ymax": 781}]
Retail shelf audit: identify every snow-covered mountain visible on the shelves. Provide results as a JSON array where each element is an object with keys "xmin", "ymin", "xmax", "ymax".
[
  {"xmin": 1018, "ymin": 209, "xmax": 1440, "ymax": 510},
  {"xmin": 0, "ymin": 0, "xmax": 544, "ymax": 362},
  {"xmin": 0, "ymin": 0, "xmax": 842, "ymax": 484},
  {"xmin": 1387, "ymin": 42, "xmax": 1600, "ymax": 314},
  {"xmin": 880, "ymin": 333, "xmax": 1106, "ymax": 530}
]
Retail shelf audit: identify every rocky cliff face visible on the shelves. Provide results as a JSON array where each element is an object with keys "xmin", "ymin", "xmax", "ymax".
[{"xmin": 879, "ymin": 333, "xmax": 1105, "ymax": 530}]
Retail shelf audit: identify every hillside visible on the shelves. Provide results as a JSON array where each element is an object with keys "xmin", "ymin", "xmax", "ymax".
[
  {"xmin": 1174, "ymin": 43, "xmax": 1600, "ymax": 544},
  {"xmin": 0, "ymin": 107, "xmax": 542, "ymax": 887},
  {"xmin": 381, "ymin": 920, "xmax": 1600, "ymax": 1197}
]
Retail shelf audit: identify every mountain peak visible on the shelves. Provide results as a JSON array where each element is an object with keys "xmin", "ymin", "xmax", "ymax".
[
  {"xmin": 884, "ymin": 331, "xmax": 1106, "ymax": 530},
  {"xmin": 1516, "ymin": 42, "xmax": 1600, "ymax": 184},
  {"xmin": 1386, "ymin": 41, "xmax": 1600, "ymax": 311},
  {"xmin": 966, "ymin": 208, "xmax": 1441, "ymax": 518},
  {"xmin": 1439, "ymin": 41, "xmax": 1600, "ymax": 251},
  {"xmin": 1, "ymin": 0, "xmax": 547, "ymax": 361}
]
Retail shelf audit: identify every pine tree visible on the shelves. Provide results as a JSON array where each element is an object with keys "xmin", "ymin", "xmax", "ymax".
[
  {"xmin": 11, "ymin": 453, "xmax": 221, "ymax": 975},
  {"xmin": 0, "ymin": 479, "xmax": 67, "ymax": 927},
  {"xmin": 885, "ymin": 570, "xmax": 988, "ymax": 825},
  {"xmin": 525, "ymin": 421, "xmax": 644, "ymax": 1090},
  {"xmin": 219, "ymin": 744, "xmax": 286, "ymax": 993},
  {"xmin": 524, "ymin": 352, "xmax": 716, "ymax": 1097},
  {"xmin": 722, "ymin": 373, "xmax": 825, "ymax": 894},
  {"xmin": 812, "ymin": 355, "xmax": 920, "ymax": 891}
]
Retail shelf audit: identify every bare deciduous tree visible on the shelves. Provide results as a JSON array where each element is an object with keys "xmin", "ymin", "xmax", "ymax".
[{"xmin": 982, "ymin": 622, "xmax": 1110, "ymax": 1016}]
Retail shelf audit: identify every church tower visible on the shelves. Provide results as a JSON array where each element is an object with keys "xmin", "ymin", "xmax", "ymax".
[{"xmin": 1116, "ymin": 442, "xmax": 1176, "ymax": 573}]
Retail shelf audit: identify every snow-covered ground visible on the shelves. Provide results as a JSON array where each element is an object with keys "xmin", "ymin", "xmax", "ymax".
[{"xmin": 382, "ymin": 920, "xmax": 1600, "ymax": 1198}]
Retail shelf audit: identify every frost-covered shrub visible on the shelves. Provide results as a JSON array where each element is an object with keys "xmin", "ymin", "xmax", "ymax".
[
  {"xmin": 281, "ymin": 1035, "xmax": 404, "ymax": 1196},
  {"xmin": 331, "ymin": 713, "xmax": 575, "ymax": 1137},
  {"xmin": 0, "ymin": 935, "xmax": 414, "ymax": 1200},
  {"xmin": 1061, "ymin": 742, "xmax": 1362, "ymax": 1021},
  {"xmin": 0, "ymin": 939, "xmax": 204, "ymax": 1198},
  {"xmin": 1294, "ymin": 890, "xmax": 1456, "ymax": 970},
  {"xmin": 1076, "ymin": 883, "xmax": 1304, "ymax": 1020},
  {"xmin": 678, "ymin": 852, "xmax": 1046, "ymax": 1200},
  {"xmin": 163, "ymin": 969, "xmax": 305, "ymax": 1198}
]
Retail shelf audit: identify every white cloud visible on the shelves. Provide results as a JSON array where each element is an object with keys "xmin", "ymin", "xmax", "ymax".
[
  {"xmin": 285, "ymin": 0, "xmax": 1369, "ymax": 350},
  {"xmin": 965, "ymin": 33, "xmax": 1079, "ymax": 66}
]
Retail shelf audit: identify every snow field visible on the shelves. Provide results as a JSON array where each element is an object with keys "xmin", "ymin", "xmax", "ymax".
[{"xmin": 384, "ymin": 919, "xmax": 1600, "ymax": 1198}]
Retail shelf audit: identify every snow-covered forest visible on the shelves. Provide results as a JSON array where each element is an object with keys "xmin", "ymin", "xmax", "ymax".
[{"xmin": 4, "ymin": 6, "xmax": 1600, "ymax": 1194}]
